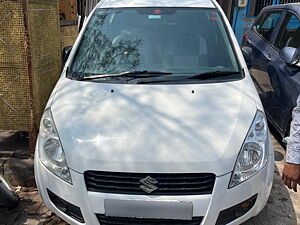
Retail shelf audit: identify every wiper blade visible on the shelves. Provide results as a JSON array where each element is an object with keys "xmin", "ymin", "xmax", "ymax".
[
  {"xmin": 80, "ymin": 70, "xmax": 173, "ymax": 81},
  {"xmin": 136, "ymin": 71, "xmax": 241, "ymax": 84},
  {"xmin": 187, "ymin": 71, "xmax": 241, "ymax": 80}
]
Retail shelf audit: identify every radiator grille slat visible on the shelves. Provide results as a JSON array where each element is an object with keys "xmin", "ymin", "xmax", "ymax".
[
  {"xmin": 85, "ymin": 171, "xmax": 215, "ymax": 195},
  {"xmin": 96, "ymin": 215, "xmax": 203, "ymax": 225}
]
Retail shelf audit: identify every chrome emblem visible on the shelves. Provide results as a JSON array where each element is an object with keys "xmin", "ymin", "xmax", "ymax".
[{"xmin": 139, "ymin": 176, "xmax": 158, "ymax": 194}]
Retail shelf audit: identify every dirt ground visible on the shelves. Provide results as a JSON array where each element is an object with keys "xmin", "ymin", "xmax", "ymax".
[{"xmin": 0, "ymin": 131, "xmax": 299, "ymax": 225}]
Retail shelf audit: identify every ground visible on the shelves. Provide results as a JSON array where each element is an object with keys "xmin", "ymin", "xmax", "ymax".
[{"xmin": 0, "ymin": 131, "xmax": 299, "ymax": 225}]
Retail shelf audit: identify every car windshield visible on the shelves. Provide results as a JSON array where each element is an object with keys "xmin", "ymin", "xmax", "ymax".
[{"xmin": 68, "ymin": 8, "xmax": 241, "ymax": 82}]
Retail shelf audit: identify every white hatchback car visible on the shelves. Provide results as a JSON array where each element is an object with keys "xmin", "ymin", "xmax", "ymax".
[{"xmin": 34, "ymin": 0, "xmax": 275, "ymax": 224}]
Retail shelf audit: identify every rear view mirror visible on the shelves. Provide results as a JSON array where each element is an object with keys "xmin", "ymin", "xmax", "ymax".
[
  {"xmin": 242, "ymin": 46, "xmax": 253, "ymax": 68},
  {"xmin": 62, "ymin": 46, "xmax": 72, "ymax": 65},
  {"xmin": 280, "ymin": 47, "xmax": 299, "ymax": 66}
]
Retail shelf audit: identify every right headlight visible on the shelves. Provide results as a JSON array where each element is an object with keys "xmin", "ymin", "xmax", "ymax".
[
  {"xmin": 229, "ymin": 110, "xmax": 269, "ymax": 188},
  {"xmin": 37, "ymin": 109, "xmax": 72, "ymax": 184}
]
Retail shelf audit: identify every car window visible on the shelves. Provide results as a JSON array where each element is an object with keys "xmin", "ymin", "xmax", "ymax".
[
  {"xmin": 275, "ymin": 13, "xmax": 300, "ymax": 49},
  {"xmin": 254, "ymin": 11, "xmax": 281, "ymax": 41}
]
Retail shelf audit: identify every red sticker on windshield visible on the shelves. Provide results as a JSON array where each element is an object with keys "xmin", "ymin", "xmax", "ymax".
[{"xmin": 153, "ymin": 9, "xmax": 161, "ymax": 14}]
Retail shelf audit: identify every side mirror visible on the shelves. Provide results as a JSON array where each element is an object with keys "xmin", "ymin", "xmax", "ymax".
[
  {"xmin": 242, "ymin": 46, "xmax": 253, "ymax": 68},
  {"xmin": 62, "ymin": 46, "xmax": 72, "ymax": 65},
  {"xmin": 280, "ymin": 47, "xmax": 299, "ymax": 65}
]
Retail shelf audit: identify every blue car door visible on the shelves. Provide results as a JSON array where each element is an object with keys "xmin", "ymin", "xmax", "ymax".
[
  {"xmin": 243, "ymin": 10, "xmax": 284, "ymax": 119},
  {"xmin": 267, "ymin": 11, "xmax": 300, "ymax": 135}
]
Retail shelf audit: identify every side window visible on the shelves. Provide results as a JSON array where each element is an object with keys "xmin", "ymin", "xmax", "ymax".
[
  {"xmin": 254, "ymin": 11, "xmax": 281, "ymax": 41},
  {"xmin": 275, "ymin": 13, "xmax": 300, "ymax": 50}
]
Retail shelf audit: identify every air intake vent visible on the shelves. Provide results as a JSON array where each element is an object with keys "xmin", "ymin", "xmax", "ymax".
[
  {"xmin": 96, "ymin": 215, "xmax": 203, "ymax": 225},
  {"xmin": 47, "ymin": 189, "xmax": 84, "ymax": 223}
]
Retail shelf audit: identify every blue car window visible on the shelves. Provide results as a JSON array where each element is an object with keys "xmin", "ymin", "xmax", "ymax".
[
  {"xmin": 286, "ymin": 15, "xmax": 300, "ymax": 30},
  {"xmin": 255, "ymin": 11, "xmax": 281, "ymax": 41},
  {"xmin": 261, "ymin": 15, "xmax": 279, "ymax": 29},
  {"xmin": 275, "ymin": 13, "xmax": 300, "ymax": 49}
]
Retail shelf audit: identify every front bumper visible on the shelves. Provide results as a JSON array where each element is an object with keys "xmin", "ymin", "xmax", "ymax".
[{"xmin": 34, "ymin": 151, "xmax": 274, "ymax": 225}]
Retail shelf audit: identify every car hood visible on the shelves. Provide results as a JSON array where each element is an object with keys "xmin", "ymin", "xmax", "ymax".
[{"xmin": 51, "ymin": 78, "xmax": 257, "ymax": 175}]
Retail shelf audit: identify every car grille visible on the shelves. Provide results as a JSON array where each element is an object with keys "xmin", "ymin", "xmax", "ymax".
[
  {"xmin": 96, "ymin": 215, "xmax": 203, "ymax": 225},
  {"xmin": 84, "ymin": 171, "xmax": 215, "ymax": 195}
]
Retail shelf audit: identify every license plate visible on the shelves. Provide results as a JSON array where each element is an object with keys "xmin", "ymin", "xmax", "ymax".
[{"xmin": 104, "ymin": 199, "xmax": 193, "ymax": 220}]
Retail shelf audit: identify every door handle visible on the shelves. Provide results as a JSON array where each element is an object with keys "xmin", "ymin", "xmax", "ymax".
[{"xmin": 265, "ymin": 53, "xmax": 271, "ymax": 61}]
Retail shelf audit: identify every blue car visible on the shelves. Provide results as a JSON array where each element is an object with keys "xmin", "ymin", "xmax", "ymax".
[{"xmin": 241, "ymin": 3, "xmax": 300, "ymax": 139}]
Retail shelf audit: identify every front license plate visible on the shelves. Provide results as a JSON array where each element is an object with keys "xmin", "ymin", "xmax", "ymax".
[{"xmin": 104, "ymin": 199, "xmax": 193, "ymax": 220}]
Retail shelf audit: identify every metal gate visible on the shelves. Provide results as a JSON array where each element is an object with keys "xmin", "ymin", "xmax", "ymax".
[
  {"xmin": 279, "ymin": 0, "xmax": 300, "ymax": 4},
  {"xmin": 254, "ymin": 0, "xmax": 274, "ymax": 16}
]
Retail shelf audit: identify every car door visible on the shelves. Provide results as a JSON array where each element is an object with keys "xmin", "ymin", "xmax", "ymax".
[
  {"xmin": 267, "ymin": 11, "xmax": 300, "ymax": 136},
  {"xmin": 243, "ymin": 10, "xmax": 284, "ymax": 116}
]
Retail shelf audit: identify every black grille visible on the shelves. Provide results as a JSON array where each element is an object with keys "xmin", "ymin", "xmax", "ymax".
[
  {"xmin": 47, "ymin": 189, "xmax": 84, "ymax": 223},
  {"xmin": 96, "ymin": 215, "xmax": 203, "ymax": 225},
  {"xmin": 215, "ymin": 194, "xmax": 258, "ymax": 225},
  {"xmin": 84, "ymin": 171, "xmax": 215, "ymax": 195}
]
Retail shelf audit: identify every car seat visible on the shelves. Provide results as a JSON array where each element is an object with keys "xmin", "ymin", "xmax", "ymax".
[{"xmin": 164, "ymin": 15, "xmax": 208, "ymax": 70}]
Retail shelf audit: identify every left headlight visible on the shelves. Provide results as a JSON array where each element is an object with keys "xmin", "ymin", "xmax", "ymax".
[
  {"xmin": 229, "ymin": 110, "xmax": 269, "ymax": 188},
  {"xmin": 37, "ymin": 109, "xmax": 72, "ymax": 184}
]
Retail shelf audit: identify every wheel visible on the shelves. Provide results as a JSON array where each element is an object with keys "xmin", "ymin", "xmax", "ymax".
[{"xmin": 0, "ymin": 174, "xmax": 19, "ymax": 208}]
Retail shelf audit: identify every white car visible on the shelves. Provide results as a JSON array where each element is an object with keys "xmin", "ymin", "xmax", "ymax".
[{"xmin": 34, "ymin": 0, "xmax": 274, "ymax": 224}]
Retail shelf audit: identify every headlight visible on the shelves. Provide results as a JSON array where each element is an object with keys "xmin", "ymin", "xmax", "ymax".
[
  {"xmin": 229, "ymin": 110, "xmax": 269, "ymax": 188},
  {"xmin": 37, "ymin": 109, "xmax": 72, "ymax": 184}
]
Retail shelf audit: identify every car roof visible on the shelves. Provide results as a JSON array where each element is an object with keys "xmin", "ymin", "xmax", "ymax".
[
  {"xmin": 97, "ymin": 0, "xmax": 216, "ymax": 9},
  {"xmin": 262, "ymin": 3, "xmax": 300, "ymax": 15}
]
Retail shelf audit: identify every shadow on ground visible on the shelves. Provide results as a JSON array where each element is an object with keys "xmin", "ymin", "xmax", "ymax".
[
  {"xmin": 0, "ymin": 131, "xmax": 28, "ymax": 152},
  {"xmin": 0, "ymin": 188, "xmax": 66, "ymax": 225}
]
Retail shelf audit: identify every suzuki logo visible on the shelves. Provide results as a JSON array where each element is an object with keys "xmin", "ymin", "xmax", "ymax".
[{"xmin": 139, "ymin": 176, "xmax": 158, "ymax": 194}]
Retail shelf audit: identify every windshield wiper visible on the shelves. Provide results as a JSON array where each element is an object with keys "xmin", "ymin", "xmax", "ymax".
[
  {"xmin": 136, "ymin": 71, "xmax": 241, "ymax": 84},
  {"xmin": 79, "ymin": 70, "xmax": 173, "ymax": 81},
  {"xmin": 186, "ymin": 71, "xmax": 241, "ymax": 80}
]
